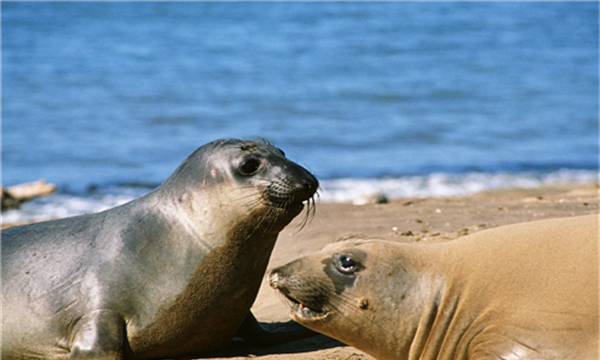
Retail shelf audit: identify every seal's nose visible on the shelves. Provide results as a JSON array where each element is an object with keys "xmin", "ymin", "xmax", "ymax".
[
  {"xmin": 266, "ymin": 160, "xmax": 319, "ymax": 206},
  {"xmin": 268, "ymin": 270, "xmax": 281, "ymax": 289},
  {"xmin": 268, "ymin": 268, "xmax": 294, "ymax": 299},
  {"xmin": 293, "ymin": 169, "xmax": 319, "ymax": 201}
]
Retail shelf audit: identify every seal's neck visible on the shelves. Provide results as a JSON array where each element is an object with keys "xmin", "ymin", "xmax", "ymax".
[
  {"xmin": 363, "ymin": 245, "xmax": 474, "ymax": 360},
  {"xmin": 404, "ymin": 278, "xmax": 458, "ymax": 359},
  {"xmin": 403, "ymin": 270, "xmax": 477, "ymax": 359},
  {"xmin": 367, "ymin": 273, "xmax": 449, "ymax": 360}
]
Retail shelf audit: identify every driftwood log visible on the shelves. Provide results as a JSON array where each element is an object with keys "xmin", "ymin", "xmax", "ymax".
[{"xmin": 1, "ymin": 180, "xmax": 56, "ymax": 211}]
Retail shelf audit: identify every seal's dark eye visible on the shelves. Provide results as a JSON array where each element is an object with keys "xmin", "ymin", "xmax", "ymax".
[
  {"xmin": 336, "ymin": 254, "xmax": 357, "ymax": 274},
  {"xmin": 240, "ymin": 158, "xmax": 261, "ymax": 176}
]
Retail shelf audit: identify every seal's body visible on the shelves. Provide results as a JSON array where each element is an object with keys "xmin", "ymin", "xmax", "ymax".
[
  {"xmin": 2, "ymin": 139, "xmax": 318, "ymax": 360},
  {"xmin": 270, "ymin": 215, "xmax": 599, "ymax": 360}
]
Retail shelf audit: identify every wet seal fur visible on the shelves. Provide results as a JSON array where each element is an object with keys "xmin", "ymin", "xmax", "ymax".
[
  {"xmin": 270, "ymin": 215, "xmax": 599, "ymax": 360},
  {"xmin": 2, "ymin": 138, "xmax": 318, "ymax": 360}
]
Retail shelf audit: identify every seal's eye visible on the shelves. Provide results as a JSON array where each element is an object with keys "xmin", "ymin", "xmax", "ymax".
[
  {"xmin": 336, "ymin": 254, "xmax": 357, "ymax": 274},
  {"xmin": 239, "ymin": 158, "xmax": 261, "ymax": 176}
]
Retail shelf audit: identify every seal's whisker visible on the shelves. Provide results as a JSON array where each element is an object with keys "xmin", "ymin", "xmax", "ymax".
[
  {"xmin": 295, "ymin": 215, "xmax": 309, "ymax": 233},
  {"xmin": 309, "ymin": 196, "xmax": 317, "ymax": 220},
  {"xmin": 296, "ymin": 205, "xmax": 310, "ymax": 231},
  {"xmin": 231, "ymin": 189, "xmax": 262, "ymax": 197},
  {"xmin": 306, "ymin": 196, "xmax": 314, "ymax": 217},
  {"xmin": 240, "ymin": 205, "xmax": 278, "ymax": 242},
  {"xmin": 229, "ymin": 189, "xmax": 268, "ymax": 200},
  {"xmin": 227, "ymin": 199, "xmax": 264, "ymax": 227},
  {"xmin": 230, "ymin": 186, "xmax": 262, "ymax": 192},
  {"xmin": 314, "ymin": 187, "xmax": 323, "ymax": 201},
  {"xmin": 307, "ymin": 196, "xmax": 317, "ymax": 221},
  {"xmin": 231, "ymin": 180, "xmax": 272, "ymax": 189},
  {"xmin": 259, "ymin": 207, "xmax": 278, "ymax": 234},
  {"xmin": 228, "ymin": 196, "xmax": 262, "ymax": 212},
  {"xmin": 326, "ymin": 306, "xmax": 381, "ymax": 343},
  {"xmin": 294, "ymin": 195, "xmax": 317, "ymax": 233},
  {"xmin": 245, "ymin": 199, "xmax": 264, "ymax": 212},
  {"xmin": 231, "ymin": 191, "xmax": 263, "ymax": 203},
  {"xmin": 273, "ymin": 287, "xmax": 297, "ymax": 309},
  {"xmin": 231, "ymin": 207, "xmax": 265, "ymax": 240},
  {"xmin": 329, "ymin": 294, "xmax": 388, "ymax": 337}
]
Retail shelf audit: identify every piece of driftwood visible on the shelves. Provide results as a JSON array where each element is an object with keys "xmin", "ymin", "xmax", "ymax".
[{"xmin": 1, "ymin": 179, "xmax": 56, "ymax": 211}]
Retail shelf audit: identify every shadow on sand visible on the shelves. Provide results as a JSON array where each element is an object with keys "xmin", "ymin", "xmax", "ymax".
[
  {"xmin": 197, "ymin": 321, "xmax": 346, "ymax": 358},
  {"xmin": 206, "ymin": 335, "xmax": 345, "ymax": 358}
]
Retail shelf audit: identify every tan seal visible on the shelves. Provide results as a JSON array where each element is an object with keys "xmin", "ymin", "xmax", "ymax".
[
  {"xmin": 270, "ymin": 215, "xmax": 599, "ymax": 360},
  {"xmin": 2, "ymin": 138, "xmax": 318, "ymax": 360}
]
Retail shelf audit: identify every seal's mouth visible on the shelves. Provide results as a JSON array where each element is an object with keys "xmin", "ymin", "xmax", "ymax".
[
  {"xmin": 265, "ymin": 191, "xmax": 315, "ymax": 209},
  {"xmin": 268, "ymin": 273, "xmax": 329, "ymax": 321},
  {"xmin": 283, "ymin": 293, "xmax": 328, "ymax": 321},
  {"xmin": 261, "ymin": 199, "xmax": 305, "ymax": 223},
  {"xmin": 263, "ymin": 194, "xmax": 317, "ymax": 230},
  {"xmin": 269, "ymin": 267, "xmax": 328, "ymax": 322},
  {"xmin": 267, "ymin": 198, "xmax": 305, "ymax": 211},
  {"xmin": 263, "ymin": 171, "xmax": 319, "ymax": 216}
]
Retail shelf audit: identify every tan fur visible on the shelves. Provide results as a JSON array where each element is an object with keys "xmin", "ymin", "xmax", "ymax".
[{"xmin": 271, "ymin": 215, "xmax": 599, "ymax": 360}]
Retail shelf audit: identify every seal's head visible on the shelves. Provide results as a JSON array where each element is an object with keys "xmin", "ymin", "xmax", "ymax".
[
  {"xmin": 269, "ymin": 239, "xmax": 432, "ymax": 360},
  {"xmin": 162, "ymin": 138, "xmax": 319, "ymax": 237}
]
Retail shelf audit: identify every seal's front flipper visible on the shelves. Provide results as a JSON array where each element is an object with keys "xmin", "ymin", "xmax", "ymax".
[
  {"xmin": 69, "ymin": 310, "xmax": 126, "ymax": 360},
  {"xmin": 235, "ymin": 311, "xmax": 317, "ymax": 346}
]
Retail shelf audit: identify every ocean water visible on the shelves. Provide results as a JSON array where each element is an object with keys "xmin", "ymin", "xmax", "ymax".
[{"xmin": 2, "ymin": 2, "xmax": 599, "ymax": 222}]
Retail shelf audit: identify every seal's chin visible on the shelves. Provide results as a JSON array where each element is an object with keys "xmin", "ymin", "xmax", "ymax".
[
  {"xmin": 288, "ymin": 200, "xmax": 306, "ymax": 215},
  {"xmin": 266, "ymin": 197, "xmax": 304, "ymax": 211},
  {"xmin": 266, "ymin": 198, "xmax": 306, "ymax": 220},
  {"xmin": 281, "ymin": 293, "xmax": 329, "ymax": 322}
]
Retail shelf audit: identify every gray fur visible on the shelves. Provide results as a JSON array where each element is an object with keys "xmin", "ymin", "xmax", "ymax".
[{"xmin": 2, "ymin": 138, "xmax": 318, "ymax": 360}]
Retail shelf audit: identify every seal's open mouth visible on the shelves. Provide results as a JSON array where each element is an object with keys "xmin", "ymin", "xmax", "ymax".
[
  {"xmin": 269, "ymin": 270, "xmax": 328, "ymax": 321},
  {"xmin": 281, "ymin": 292, "xmax": 328, "ymax": 321}
]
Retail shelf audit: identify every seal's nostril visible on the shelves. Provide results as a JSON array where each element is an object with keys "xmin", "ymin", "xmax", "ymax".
[
  {"xmin": 268, "ymin": 271, "xmax": 280, "ymax": 288},
  {"xmin": 301, "ymin": 176, "xmax": 318, "ymax": 192}
]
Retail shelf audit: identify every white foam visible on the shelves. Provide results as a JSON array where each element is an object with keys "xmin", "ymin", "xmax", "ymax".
[
  {"xmin": 319, "ymin": 169, "xmax": 598, "ymax": 203},
  {"xmin": 2, "ymin": 169, "xmax": 597, "ymax": 224},
  {"xmin": 2, "ymin": 188, "xmax": 149, "ymax": 224}
]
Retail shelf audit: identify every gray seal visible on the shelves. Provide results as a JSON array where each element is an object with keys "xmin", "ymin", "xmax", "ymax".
[
  {"xmin": 2, "ymin": 138, "xmax": 318, "ymax": 360},
  {"xmin": 269, "ymin": 215, "xmax": 599, "ymax": 360}
]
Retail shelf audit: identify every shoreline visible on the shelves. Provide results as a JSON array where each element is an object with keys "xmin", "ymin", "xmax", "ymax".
[
  {"xmin": 3, "ymin": 168, "xmax": 598, "ymax": 226},
  {"xmin": 2, "ymin": 181, "xmax": 597, "ymax": 230}
]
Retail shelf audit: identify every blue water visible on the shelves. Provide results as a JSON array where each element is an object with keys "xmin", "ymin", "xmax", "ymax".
[{"xmin": 2, "ymin": 2, "xmax": 599, "ymax": 221}]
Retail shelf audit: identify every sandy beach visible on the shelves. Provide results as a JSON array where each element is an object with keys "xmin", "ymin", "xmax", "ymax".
[
  {"xmin": 2, "ymin": 182, "xmax": 598, "ymax": 360},
  {"xmin": 205, "ymin": 182, "xmax": 599, "ymax": 360}
]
